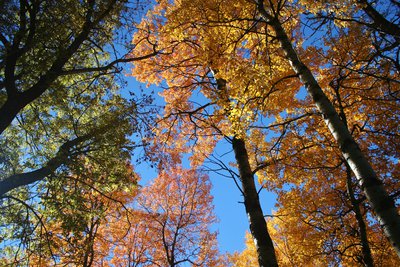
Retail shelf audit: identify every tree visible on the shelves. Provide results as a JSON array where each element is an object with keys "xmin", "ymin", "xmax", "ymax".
[
  {"xmin": 128, "ymin": 1, "xmax": 303, "ymax": 264},
  {"xmin": 0, "ymin": 0, "xmax": 157, "ymax": 263},
  {"xmin": 130, "ymin": 0, "xmax": 400, "ymax": 264},
  {"xmin": 2, "ymin": 0, "xmax": 398, "ymax": 265},
  {"xmin": 0, "ymin": 0, "xmax": 156, "ymax": 134},
  {"xmin": 255, "ymin": 0, "xmax": 400, "ymax": 254},
  {"xmin": 227, "ymin": 232, "xmax": 259, "ymax": 267},
  {"xmin": 0, "ymin": 158, "xmax": 139, "ymax": 266},
  {"xmin": 0, "ymin": 0, "xmax": 157, "ymax": 198},
  {"xmin": 105, "ymin": 166, "xmax": 220, "ymax": 267},
  {"xmin": 5, "ymin": 162, "xmax": 221, "ymax": 266}
]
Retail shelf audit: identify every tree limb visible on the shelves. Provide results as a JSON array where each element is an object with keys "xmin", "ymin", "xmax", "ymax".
[{"xmin": 0, "ymin": 134, "xmax": 91, "ymax": 197}]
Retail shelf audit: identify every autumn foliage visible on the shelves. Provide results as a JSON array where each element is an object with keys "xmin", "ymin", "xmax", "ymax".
[
  {"xmin": 1, "ymin": 161, "xmax": 220, "ymax": 266},
  {"xmin": 1, "ymin": 0, "xmax": 399, "ymax": 266},
  {"xmin": 128, "ymin": 0, "xmax": 400, "ymax": 265},
  {"xmin": 104, "ymin": 166, "xmax": 219, "ymax": 267}
]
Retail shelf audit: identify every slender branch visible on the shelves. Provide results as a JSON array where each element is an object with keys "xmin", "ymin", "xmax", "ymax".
[{"xmin": 59, "ymin": 51, "xmax": 159, "ymax": 76}]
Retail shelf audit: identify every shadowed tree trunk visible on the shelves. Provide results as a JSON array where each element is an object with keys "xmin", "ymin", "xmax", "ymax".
[
  {"xmin": 213, "ymin": 73, "xmax": 278, "ymax": 266},
  {"xmin": 232, "ymin": 137, "xmax": 278, "ymax": 267},
  {"xmin": 358, "ymin": 0, "xmax": 400, "ymax": 38}
]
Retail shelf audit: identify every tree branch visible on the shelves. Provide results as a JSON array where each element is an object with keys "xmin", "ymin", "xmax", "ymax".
[
  {"xmin": 59, "ymin": 51, "xmax": 158, "ymax": 76},
  {"xmin": 0, "ymin": 134, "xmax": 92, "ymax": 197}
]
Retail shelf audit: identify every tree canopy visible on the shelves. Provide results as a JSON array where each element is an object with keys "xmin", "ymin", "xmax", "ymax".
[
  {"xmin": 1, "ymin": 0, "xmax": 399, "ymax": 266},
  {"xmin": 129, "ymin": 0, "xmax": 400, "ymax": 265}
]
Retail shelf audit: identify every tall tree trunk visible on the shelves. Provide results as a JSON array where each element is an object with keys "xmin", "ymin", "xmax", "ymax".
[
  {"xmin": 212, "ymin": 71, "xmax": 278, "ymax": 266},
  {"xmin": 346, "ymin": 163, "xmax": 375, "ymax": 267},
  {"xmin": 232, "ymin": 137, "xmax": 278, "ymax": 267},
  {"xmin": 257, "ymin": 1, "xmax": 400, "ymax": 256}
]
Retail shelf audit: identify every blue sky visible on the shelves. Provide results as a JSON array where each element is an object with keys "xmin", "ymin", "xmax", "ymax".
[
  {"xmin": 120, "ymin": 2, "xmax": 279, "ymax": 254},
  {"xmin": 124, "ymin": 74, "xmax": 277, "ymax": 255}
]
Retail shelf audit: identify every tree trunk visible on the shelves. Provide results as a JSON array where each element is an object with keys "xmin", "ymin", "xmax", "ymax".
[
  {"xmin": 358, "ymin": 0, "xmax": 400, "ymax": 38},
  {"xmin": 256, "ymin": 2, "xmax": 400, "ymax": 256},
  {"xmin": 232, "ymin": 137, "xmax": 278, "ymax": 267},
  {"xmin": 346, "ymin": 163, "xmax": 375, "ymax": 267}
]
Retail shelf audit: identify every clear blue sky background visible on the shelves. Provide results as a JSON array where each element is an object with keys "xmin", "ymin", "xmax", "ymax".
[{"xmin": 124, "ymin": 75, "xmax": 277, "ymax": 254}]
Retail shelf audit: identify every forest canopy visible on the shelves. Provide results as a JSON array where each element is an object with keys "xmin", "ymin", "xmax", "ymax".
[{"xmin": 1, "ymin": 0, "xmax": 399, "ymax": 266}]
